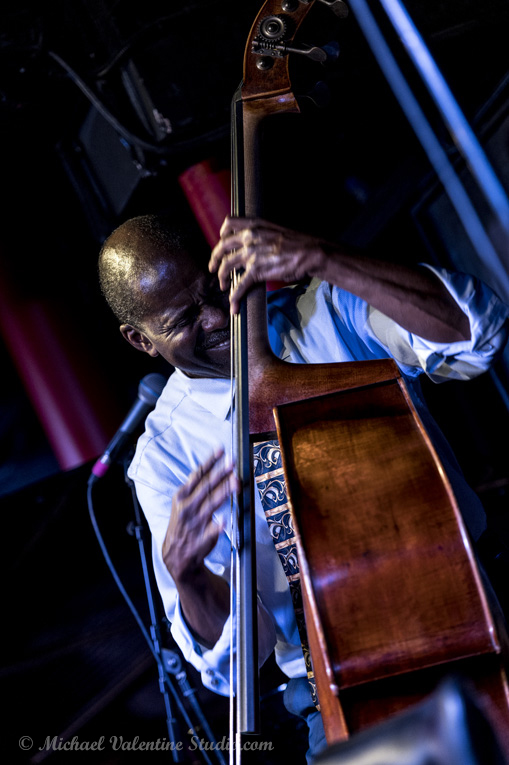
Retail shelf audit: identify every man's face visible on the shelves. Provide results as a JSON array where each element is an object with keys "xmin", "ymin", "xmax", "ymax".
[{"xmin": 123, "ymin": 255, "xmax": 231, "ymax": 379}]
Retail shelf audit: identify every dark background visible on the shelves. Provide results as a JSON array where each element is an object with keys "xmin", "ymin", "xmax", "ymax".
[{"xmin": 2, "ymin": 1, "xmax": 509, "ymax": 763}]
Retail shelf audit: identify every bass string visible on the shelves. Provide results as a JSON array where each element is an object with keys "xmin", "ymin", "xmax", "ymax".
[{"xmin": 229, "ymin": 267, "xmax": 240, "ymax": 765}]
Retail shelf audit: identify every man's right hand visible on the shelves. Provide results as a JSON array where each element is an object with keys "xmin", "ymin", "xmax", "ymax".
[{"xmin": 162, "ymin": 448, "xmax": 238, "ymax": 646}]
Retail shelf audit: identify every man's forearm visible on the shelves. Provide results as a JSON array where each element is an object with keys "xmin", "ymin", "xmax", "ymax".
[
  {"xmin": 211, "ymin": 217, "xmax": 472, "ymax": 343},
  {"xmin": 177, "ymin": 566, "xmax": 230, "ymax": 649},
  {"xmin": 314, "ymin": 249, "xmax": 471, "ymax": 344}
]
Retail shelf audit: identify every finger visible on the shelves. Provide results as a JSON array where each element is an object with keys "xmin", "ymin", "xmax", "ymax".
[
  {"xmin": 210, "ymin": 230, "xmax": 250, "ymax": 275},
  {"xmin": 210, "ymin": 217, "xmax": 270, "ymax": 272},
  {"xmin": 162, "ymin": 514, "xmax": 222, "ymax": 574},
  {"xmin": 209, "ymin": 240, "xmax": 226, "ymax": 273},
  {"xmin": 193, "ymin": 476, "xmax": 238, "ymax": 539},
  {"xmin": 191, "ymin": 457, "xmax": 238, "ymax": 517},
  {"xmin": 172, "ymin": 461, "xmax": 235, "ymax": 539},
  {"xmin": 221, "ymin": 235, "xmax": 277, "ymax": 282},
  {"xmin": 229, "ymin": 269, "xmax": 258, "ymax": 314},
  {"xmin": 218, "ymin": 214, "xmax": 237, "ymax": 238},
  {"xmin": 178, "ymin": 447, "xmax": 225, "ymax": 499},
  {"xmin": 195, "ymin": 517, "xmax": 223, "ymax": 560},
  {"xmin": 219, "ymin": 216, "xmax": 265, "ymax": 238},
  {"xmin": 216, "ymin": 248, "xmax": 251, "ymax": 289}
]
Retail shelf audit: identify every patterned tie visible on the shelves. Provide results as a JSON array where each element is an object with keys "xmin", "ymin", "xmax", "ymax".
[{"xmin": 252, "ymin": 438, "xmax": 319, "ymax": 709}]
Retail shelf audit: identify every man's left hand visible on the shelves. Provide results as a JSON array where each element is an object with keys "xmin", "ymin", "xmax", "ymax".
[{"xmin": 209, "ymin": 216, "xmax": 322, "ymax": 313}]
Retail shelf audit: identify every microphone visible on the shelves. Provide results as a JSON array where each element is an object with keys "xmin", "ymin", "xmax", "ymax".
[{"xmin": 91, "ymin": 373, "xmax": 167, "ymax": 479}]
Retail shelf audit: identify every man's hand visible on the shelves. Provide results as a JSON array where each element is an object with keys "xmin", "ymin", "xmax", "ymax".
[
  {"xmin": 210, "ymin": 215, "xmax": 470, "ymax": 342},
  {"xmin": 163, "ymin": 448, "xmax": 237, "ymax": 581},
  {"xmin": 162, "ymin": 448, "xmax": 238, "ymax": 646},
  {"xmin": 209, "ymin": 216, "xmax": 324, "ymax": 314}
]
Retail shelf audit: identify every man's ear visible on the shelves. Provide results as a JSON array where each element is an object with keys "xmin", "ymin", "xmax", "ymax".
[{"xmin": 120, "ymin": 324, "xmax": 159, "ymax": 357}]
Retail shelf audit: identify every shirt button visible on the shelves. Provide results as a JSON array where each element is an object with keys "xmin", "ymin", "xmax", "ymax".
[{"xmin": 206, "ymin": 669, "xmax": 215, "ymax": 676}]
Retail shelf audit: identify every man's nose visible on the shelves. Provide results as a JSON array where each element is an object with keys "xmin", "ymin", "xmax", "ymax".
[{"xmin": 201, "ymin": 305, "xmax": 228, "ymax": 331}]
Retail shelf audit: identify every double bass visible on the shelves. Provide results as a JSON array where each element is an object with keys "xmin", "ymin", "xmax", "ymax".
[{"xmin": 229, "ymin": 0, "xmax": 509, "ymax": 757}]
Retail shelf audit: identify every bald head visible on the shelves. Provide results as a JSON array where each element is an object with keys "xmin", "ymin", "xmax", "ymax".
[{"xmin": 98, "ymin": 214, "xmax": 209, "ymax": 328}]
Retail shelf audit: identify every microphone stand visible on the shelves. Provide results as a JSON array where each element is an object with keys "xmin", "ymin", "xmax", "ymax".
[
  {"xmin": 122, "ymin": 455, "xmax": 227, "ymax": 765},
  {"xmin": 123, "ymin": 457, "xmax": 182, "ymax": 759}
]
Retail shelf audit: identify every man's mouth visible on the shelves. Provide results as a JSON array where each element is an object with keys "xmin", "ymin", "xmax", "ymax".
[{"xmin": 199, "ymin": 329, "xmax": 230, "ymax": 351}]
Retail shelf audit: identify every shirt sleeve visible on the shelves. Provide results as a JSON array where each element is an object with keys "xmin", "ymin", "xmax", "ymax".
[
  {"xmin": 171, "ymin": 591, "xmax": 277, "ymax": 696},
  {"xmin": 342, "ymin": 265, "xmax": 509, "ymax": 382}
]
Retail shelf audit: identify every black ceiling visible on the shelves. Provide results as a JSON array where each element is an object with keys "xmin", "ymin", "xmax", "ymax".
[{"xmin": 1, "ymin": 0, "xmax": 509, "ymax": 496}]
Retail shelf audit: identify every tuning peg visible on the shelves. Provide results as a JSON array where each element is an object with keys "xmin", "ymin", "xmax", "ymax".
[
  {"xmin": 296, "ymin": 0, "xmax": 349, "ymax": 14},
  {"xmin": 283, "ymin": 39, "xmax": 340, "ymax": 64},
  {"xmin": 283, "ymin": 41, "xmax": 327, "ymax": 62},
  {"xmin": 317, "ymin": 0, "xmax": 349, "ymax": 18}
]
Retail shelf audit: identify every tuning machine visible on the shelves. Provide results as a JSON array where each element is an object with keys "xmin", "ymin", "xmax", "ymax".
[
  {"xmin": 253, "ymin": 12, "xmax": 341, "ymax": 69},
  {"xmin": 300, "ymin": 0, "xmax": 349, "ymax": 17},
  {"xmin": 318, "ymin": 0, "xmax": 349, "ymax": 18},
  {"xmin": 252, "ymin": 13, "xmax": 293, "ymax": 61}
]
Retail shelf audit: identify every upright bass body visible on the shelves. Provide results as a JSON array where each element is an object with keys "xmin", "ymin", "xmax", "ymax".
[
  {"xmin": 273, "ymin": 381, "xmax": 509, "ymax": 750},
  {"xmin": 234, "ymin": 0, "xmax": 509, "ymax": 755}
]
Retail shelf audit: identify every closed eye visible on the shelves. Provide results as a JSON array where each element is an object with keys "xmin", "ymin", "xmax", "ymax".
[
  {"xmin": 161, "ymin": 310, "xmax": 197, "ymax": 334},
  {"xmin": 161, "ymin": 279, "xmax": 226, "ymax": 335}
]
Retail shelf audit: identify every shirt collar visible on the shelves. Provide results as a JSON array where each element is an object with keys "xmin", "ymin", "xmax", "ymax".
[{"xmin": 173, "ymin": 368, "xmax": 233, "ymax": 421}]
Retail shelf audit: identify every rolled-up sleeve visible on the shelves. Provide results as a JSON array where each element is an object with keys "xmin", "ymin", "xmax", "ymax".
[
  {"xmin": 366, "ymin": 265, "xmax": 509, "ymax": 382},
  {"xmin": 171, "ymin": 593, "xmax": 277, "ymax": 696}
]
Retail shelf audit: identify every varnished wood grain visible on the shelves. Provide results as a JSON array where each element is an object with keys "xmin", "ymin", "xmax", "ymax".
[{"xmin": 273, "ymin": 379, "xmax": 509, "ymax": 751}]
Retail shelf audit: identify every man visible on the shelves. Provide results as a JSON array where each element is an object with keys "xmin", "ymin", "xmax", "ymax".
[{"xmin": 98, "ymin": 212, "xmax": 508, "ymax": 761}]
